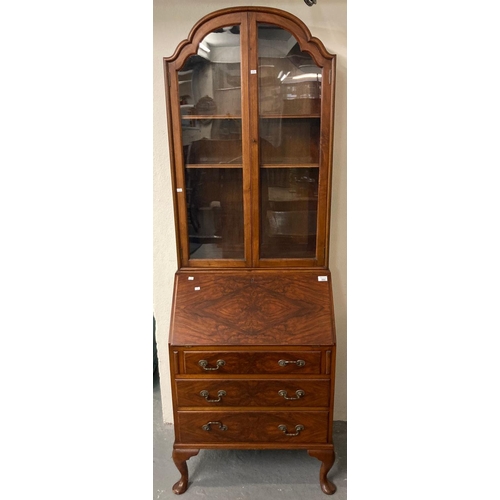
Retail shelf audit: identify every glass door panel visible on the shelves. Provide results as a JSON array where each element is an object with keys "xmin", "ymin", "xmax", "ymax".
[
  {"xmin": 260, "ymin": 167, "xmax": 318, "ymax": 259},
  {"xmin": 257, "ymin": 24, "xmax": 322, "ymax": 260},
  {"xmin": 178, "ymin": 26, "xmax": 244, "ymax": 260},
  {"xmin": 183, "ymin": 119, "xmax": 242, "ymax": 165},
  {"xmin": 257, "ymin": 24, "xmax": 322, "ymax": 117},
  {"xmin": 179, "ymin": 27, "xmax": 242, "ymax": 119},
  {"xmin": 260, "ymin": 117, "xmax": 320, "ymax": 165},
  {"xmin": 185, "ymin": 168, "xmax": 244, "ymax": 259}
]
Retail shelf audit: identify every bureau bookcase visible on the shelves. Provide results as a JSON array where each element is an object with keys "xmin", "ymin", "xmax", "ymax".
[{"xmin": 163, "ymin": 6, "xmax": 337, "ymax": 495}]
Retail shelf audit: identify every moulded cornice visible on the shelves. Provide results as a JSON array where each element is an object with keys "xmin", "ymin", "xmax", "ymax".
[{"xmin": 164, "ymin": 6, "xmax": 334, "ymax": 68}]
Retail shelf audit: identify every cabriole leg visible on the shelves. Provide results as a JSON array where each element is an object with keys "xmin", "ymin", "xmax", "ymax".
[
  {"xmin": 308, "ymin": 448, "xmax": 336, "ymax": 495},
  {"xmin": 172, "ymin": 448, "xmax": 199, "ymax": 494}
]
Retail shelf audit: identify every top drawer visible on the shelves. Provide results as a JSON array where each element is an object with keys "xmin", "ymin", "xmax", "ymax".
[{"xmin": 182, "ymin": 351, "xmax": 323, "ymax": 375}]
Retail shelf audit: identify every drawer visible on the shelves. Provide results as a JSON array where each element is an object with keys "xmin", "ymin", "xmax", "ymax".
[
  {"xmin": 176, "ymin": 379, "xmax": 330, "ymax": 408},
  {"xmin": 182, "ymin": 351, "xmax": 322, "ymax": 375},
  {"xmin": 177, "ymin": 410, "xmax": 329, "ymax": 444}
]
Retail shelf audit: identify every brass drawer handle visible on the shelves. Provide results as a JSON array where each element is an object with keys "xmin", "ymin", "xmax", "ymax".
[
  {"xmin": 278, "ymin": 424, "xmax": 304, "ymax": 436},
  {"xmin": 278, "ymin": 359, "xmax": 305, "ymax": 367},
  {"xmin": 199, "ymin": 390, "xmax": 226, "ymax": 403},
  {"xmin": 278, "ymin": 389, "xmax": 305, "ymax": 400},
  {"xmin": 198, "ymin": 359, "xmax": 226, "ymax": 371},
  {"xmin": 202, "ymin": 421, "xmax": 228, "ymax": 431}
]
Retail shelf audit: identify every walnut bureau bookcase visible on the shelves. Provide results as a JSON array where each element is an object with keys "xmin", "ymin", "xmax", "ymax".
[{"xmin": 163, "ymin": 7, "xmax": 337, "ymax": 495}]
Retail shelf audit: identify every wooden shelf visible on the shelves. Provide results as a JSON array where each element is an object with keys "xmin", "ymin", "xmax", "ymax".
[
  {"xmin": 185, "ymin": 164, "xmax": 316, "ymax": 169},
  {"xmin": 267, "ymin": 187, "xmax": 318, "ymax": 203},
  {"xmin": 185, "ymin": 163, "xmax": 242, "ymax": 169},
  {"xmin": 260, "ymin": 114, "xmax": 321, "ymax": 119},
  {"xmin": 181, "ymin": 114, "xmax": 320, "ymax": 120},
  {"xmin": 182, "ymin": 115, "xmax": 242, "ymax": 120},
  {"xmin": 261, "ymin": 163, "xmax": 319, "ymax": 169}
]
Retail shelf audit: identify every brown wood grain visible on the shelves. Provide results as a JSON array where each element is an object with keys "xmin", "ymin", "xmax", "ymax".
[
  {"xmin": 172, "ymin": 448, "xmax": 199, "ymax": 494},
  {"xmin": 164, "ymin": 8, "xmax": 335, "ymax": 270},
  {"xmin": 165, "ymin": 8, "xmax": 333, "ymax": 65},
  {"xmin": 176, "ymin": 379, "xmax": 330, "ymax": 408},
  {"xmin": 248, "ymin": 11, "xmax": 260, "ymax": 267},
  {"xmin": 163, "ymin": 8, "xmax": 337, "ymax": 496},
  {"xmin": 316, "ymin": 57, "xmax": 335, "ymax": 267},
  {"xmin": 171, "ymin": 270, "xmax": 334, "ymax": 346},
  {"xmin": 240, "ymin": 12, "xmax": 253, "ymax": 266},
  {"xmin": 178, "ymin": 410, "xmax": 329, "ymax": 444},
  {"xmin": 183, "ymin": 350, "xmax": 322, "ymax": 375},
  {"xmin": 308, "ymin": 448, "xmax": 336, "ymax": 495}
]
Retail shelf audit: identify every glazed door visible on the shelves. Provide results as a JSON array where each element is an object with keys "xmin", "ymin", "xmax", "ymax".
[
  {"xmin": 167, "ymin": 12, "xmax": 251, "ymax": 267},
  {"xmin": 250, "ymin": 14, "xmax": 334, "ymax": 267},
  {"xmin": 166, "ymin": 11, "xmax": 334, "ymax": 268}
]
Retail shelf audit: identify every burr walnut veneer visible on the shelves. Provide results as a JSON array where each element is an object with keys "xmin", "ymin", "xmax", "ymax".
[
  {"xmin": 164, "ymin": 6, "xmax": 337, "ymax": 495},
  {"xmin": 169, "ymin": 270, "xmax": 336, "ymax": 494}
]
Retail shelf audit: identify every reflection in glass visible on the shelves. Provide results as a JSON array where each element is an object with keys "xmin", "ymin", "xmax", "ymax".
[
  {"xmin": 183, "ymin": 119, "xmax": 242, "ymax": 165},
  {"xmin": 258, "ymin": 24, "xmax": 322, "ymax": 117},
  {"xmin": 186, "ymin": 168, "xmax": 244, "ymax": 259},
  {"xmin": 260, "ymin": 117, "xmax": 320, "ymax": 165},
  {"xmin": 258, "ymin": 24, "xmax": 322, "ymax": 260},
  {"xmin": 260, "ymin": 168, "xmax": 318, "ymax": 259},
  {"xmin": 178, "ymin": 27, "xmax": 244, "ymax": 260},
  {"xmin": 178, "ymin": 26, "xmax": 242, "ymax": 119}
]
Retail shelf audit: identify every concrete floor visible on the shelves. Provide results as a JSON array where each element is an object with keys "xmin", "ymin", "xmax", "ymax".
[{"xmin": 154, "ymin": 370, "xmax": 347, "ymax": 499}]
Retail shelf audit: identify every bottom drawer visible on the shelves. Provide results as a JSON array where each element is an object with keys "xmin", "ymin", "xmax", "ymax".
[{"xmin": 177, "ymin": 411, "xmax": 329, "ymax": 444}]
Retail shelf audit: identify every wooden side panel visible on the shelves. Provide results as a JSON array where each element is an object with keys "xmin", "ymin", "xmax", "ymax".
[
  {"xmin": 240, "ymin": 12, "xmax": 254, "ymax": 266},
  {"xmin": 328, "ymin": 344, "xmax": 337, "ymax": 442},
  {"xmin": 316, "ymin": 58, "xmax": 333, "ymax": 266},
  {"xmin": 173, "ymin": 351, "xmax": 180, "ymax": 375},
  {"xmin": 248, "ymin": 11, "xmax": 260, "ymax": 267},
  {"xmin": 325, "ymin": 350, "xmax": 331, "ymax": 375}
]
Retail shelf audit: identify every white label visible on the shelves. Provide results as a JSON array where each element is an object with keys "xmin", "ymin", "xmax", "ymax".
[
  {"xmin": 318, "ymin": 276, "xmax": 328, "ymax": 282},
  {"xmin": 176, "ymin": 188, "xmax": 183, "ymax": 192},
  {"xmin": 194, "ymin": 286, "xmax": 201, "ymax": 291},
  {"xmin": 188, "ymin": 277, "xmax": 194, "ymax": 281},
  {"xmin": 250, "ymin": 69, "xmax": 257, "ymax": 74}
]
